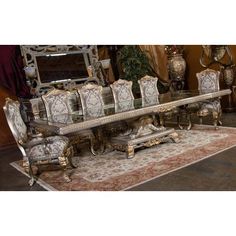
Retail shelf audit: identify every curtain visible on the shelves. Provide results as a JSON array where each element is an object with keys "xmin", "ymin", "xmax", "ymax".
[
  {"xmin": 139, "ymin": 45, "xmax": 169, "ymax": 82},
  {"xmin": 0, "ymin": 45, "xmax": 31, "ymax": 98}
]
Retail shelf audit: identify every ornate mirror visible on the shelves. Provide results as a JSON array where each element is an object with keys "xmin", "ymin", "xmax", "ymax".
[{"xmin": 21, "ymin": 45, "xmax": 99, "ymax": 96}]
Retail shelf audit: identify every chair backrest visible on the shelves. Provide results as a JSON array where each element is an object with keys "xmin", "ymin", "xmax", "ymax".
[
  {"xmin": 138, "ymin": 75, "xmax": 159, "ymax": 106},
  {"xmin": 196, "ymin": 69, "xmax": 220, "ymax": 93},
  {"xmin": 78, "ymin": 83, "xmax": 105, "ymax": 120},
  {"xmin": 3, "ymin": 98, "xmax": 28, "ymax": 145},
  {"xmin": 42, "ymin": 89, "xmax": 75, "ymax": 123},
  {"xmin": 110, "ymin": 79, "xmax": 134, "ymax": 112}
]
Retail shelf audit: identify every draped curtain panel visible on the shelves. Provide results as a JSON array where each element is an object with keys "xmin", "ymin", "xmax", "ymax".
[
  {"xmin": 0, "ymin": 45, "xmax": 31, "ymax": 98},
  {"xmin": 139, "ymin": 45, "xmax": 169, "ymax": 82}
]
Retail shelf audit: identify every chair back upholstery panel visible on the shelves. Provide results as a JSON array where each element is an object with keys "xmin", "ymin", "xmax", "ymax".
[
  {"xmin": 3, "ymin": 98, "xmax": 28, "ymax": 144},
  {"xmin": 196, "ymin": 69, "xmax": 220, "ymax": 93},
  {"xmin": 78, "ymin": 83, "xmax": 105, "ymax": 119},
  {"xmin": 110, "ymin": 79, "xmax": 134, "ymax": 112},
  {"xmin": 42, "ymin": 89, "xmax": 77, "ymax": 123},
  {"xmin": 138, "ymin": 75, "xmax": 159, "ymax": 106},
  {"xmin": 42, "ymin": 89, "xmax": 74, "ymax": 116}
]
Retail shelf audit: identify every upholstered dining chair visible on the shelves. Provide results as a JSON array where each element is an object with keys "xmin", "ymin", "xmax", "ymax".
[
  {"xmin": 77, "ymin": 83, "xmax": 105, "ymax": 154},
  {"xmin": 78, "ymin": 83, "xmax": 105, "ymax": 120},
  {"xmin": 138, "ymin": 75, "xmax": 160, "ymax": 107},
  {"xmin": 42, "ymin": 88, "xmax": 98, "ymax": 155},
  {"xmin": 138, "ymin": 75, "xmax": 180, "ymax": 128},
  {"xmin": 42, "ymin": 89, "xmax": 75, "ymax": 123},
  {"xmin": 196, "ymin": 68, "xmax": 222, "ymax": 128},
  {"xmin": 138, "ymin": 75, "xmax": 161, "ymax": 127},
  {"xmin": 3, "ymin": 98, "xmax": 74, "ymax": 186},
  {"xmin": 110, "ymin": 79, "xmax": 134, "ymax": 113}
]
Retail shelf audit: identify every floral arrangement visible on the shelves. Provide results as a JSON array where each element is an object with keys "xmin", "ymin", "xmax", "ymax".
[{"xmin": 164, "ymin": 45, "xmax": 184, "ymax": 57}]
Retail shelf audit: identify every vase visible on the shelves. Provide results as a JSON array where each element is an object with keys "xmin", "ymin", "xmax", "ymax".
[
  {"xmin": 223, "ymin": 66, "xmax": 234, "ymax": 87},
  {"xmin": 168, "ymin": 54, "xmax": 186, "ymax": 91}
]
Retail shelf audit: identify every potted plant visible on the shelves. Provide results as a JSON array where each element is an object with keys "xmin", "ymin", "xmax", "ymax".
[{"xmin": 117, "ymin": 45, "xmax": 168, "ymax": 95}]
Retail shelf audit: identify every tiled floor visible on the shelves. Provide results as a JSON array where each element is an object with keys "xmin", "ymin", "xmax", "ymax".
[{"xmin": 0, "ymin": 112, "xmax": 236, "ymax": 191}]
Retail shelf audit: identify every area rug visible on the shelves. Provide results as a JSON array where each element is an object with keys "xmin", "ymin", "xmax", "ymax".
[{"xmin": 10, "ymin": 125, "xmax": 236, "ymax": 191}]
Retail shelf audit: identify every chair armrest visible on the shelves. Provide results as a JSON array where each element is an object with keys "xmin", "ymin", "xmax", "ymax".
[
  {"xmin": 24, "ymin": 137, "xmax": 45, "ymax": 148},
  {"xmin": 28, "ymin": 132, "xmax": 43, "ymax": 139}
]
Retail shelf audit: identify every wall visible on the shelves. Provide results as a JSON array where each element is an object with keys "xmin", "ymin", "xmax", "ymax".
[
  {"xmin": 0, "ymin": 86, "xmax": 17, "ymax": 149},
  {"xmin": 184, "ymin": 45, "xmax": 236, "ymax": 108},
  {"xmin": 184, "ymin": 45, "xmax": 236, "ymax": 89}
]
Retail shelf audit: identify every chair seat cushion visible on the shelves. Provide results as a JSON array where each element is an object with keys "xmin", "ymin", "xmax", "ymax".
[
  {"xmin": 26, "ymin": 136, "xmax": 69, "ymax": 162},
  {"xmin": 201, "ymin": 100, "xmax": 221, "ymax": 111}
]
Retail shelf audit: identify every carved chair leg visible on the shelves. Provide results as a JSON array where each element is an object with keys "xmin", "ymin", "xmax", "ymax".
[
  {"xmin": 199, "ymin": 117, "xmax": 203, "ymax": 125},
  {"xmin": 218, "ymin": 111, "xmax": 222, "ymax": 126},
  {"xmin": 158, "ymin": 113, "xmax": 165, "ymax": 128},
  {"xmin": 177, "ymin": 115, "xmax": 184, "ymax": 130},
  {"xmin": 28, "ymin": 163, "xmax": 36, "ymax": 186},
  {"xmin": 67, "ymin": 146, "xmax": 78, "ymax": 168},
  {"xmin": 186, "ymin": 114, "xmax": 192, "ymax": 130},
  {"xmin": 212, "ymin": 111, "xmax": 219, "ymax": 130},
  {"xmin": 62, "ymin": 169, "xmax": 72, "ymax": 183},
  {"xmin": 23, "ymin": 159, "xmax": 36, "ymax": 186},
  {"xmin": 152, "ymin": 114, "xmax": 159, "ymax": 127},
  {"xmin": 90, "ymin": 128, "xmax": 105, "ymax": 156},
  {"xmin": 127, "ymin": 145, "xmax": 135, "ymax": 159},
  {"xmin": 58, "ymin": 156, "xmax": 72, "ymax": 183}
]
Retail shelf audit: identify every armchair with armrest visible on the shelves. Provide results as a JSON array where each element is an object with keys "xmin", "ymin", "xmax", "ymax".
[{"xmin": 3, "ymin": 98, "xmax": 74, "ymax": 186}]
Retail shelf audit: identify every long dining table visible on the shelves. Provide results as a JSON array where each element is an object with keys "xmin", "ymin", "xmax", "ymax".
[{"xmin": 30, "ymin": 89, "xmax": 231, "ymax": 136}]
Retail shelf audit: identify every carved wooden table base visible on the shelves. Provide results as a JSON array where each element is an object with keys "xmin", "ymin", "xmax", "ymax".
[{"xmin": 110, "ymin": 128, "xmax": 179, "ymax": 159}]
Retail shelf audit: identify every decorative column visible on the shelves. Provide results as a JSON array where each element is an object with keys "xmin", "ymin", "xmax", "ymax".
[{"xmin": 165, "ymin": 45, "xmax": 186, "ymax": 91}]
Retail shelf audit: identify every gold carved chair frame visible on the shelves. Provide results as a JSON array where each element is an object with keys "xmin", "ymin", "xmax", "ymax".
[{"xmin": 3, "ymin": 98, "xmax": 74, "ymax": 186}]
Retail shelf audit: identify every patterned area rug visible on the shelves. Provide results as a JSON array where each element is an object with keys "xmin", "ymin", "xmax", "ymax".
[{"xmin": 11, "ymin": 125, "xmax": 236, "ymax": 191}]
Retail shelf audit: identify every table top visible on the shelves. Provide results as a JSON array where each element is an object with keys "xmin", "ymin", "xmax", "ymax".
[{"xmin": 30, "ymin": 89, "xmax": 231, "ymax": 135}]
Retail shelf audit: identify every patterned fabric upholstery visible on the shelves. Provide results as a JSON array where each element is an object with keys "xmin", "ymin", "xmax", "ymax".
[
  {"xmin": 110, "ymin": 79, "xmax": 134, "ymax": 112},
  {"xmin": 4, "ymin": 98, "xmax": 28, "ymax": 144},
  {"xmin": 27, "ymin": 136, "xmax": 69, "ymax": 161},
  {"xmin": 138, "ymin": 75, "xmax": 159, "ymax": 106},
  {"xmin": 42, "ymin": 89, "xmax": 74, "ymax": 123},
  {"xmin": 78, "ymin": 83, "xmax": 105, "ymax": 120},
  {"xmin": 197, "ymin": 69, "xmax": 220, "ymax": 93},
  {"xmin": 196, "ymin": 69, "xmax": 221, "ymax": 112},
  {"xmin": 3, "ymin": 98, "xmax": 72, "ymax": 185},
  {"xmin": 196, "ymin": 69, "xmax": 222, "ymax": 127}
]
